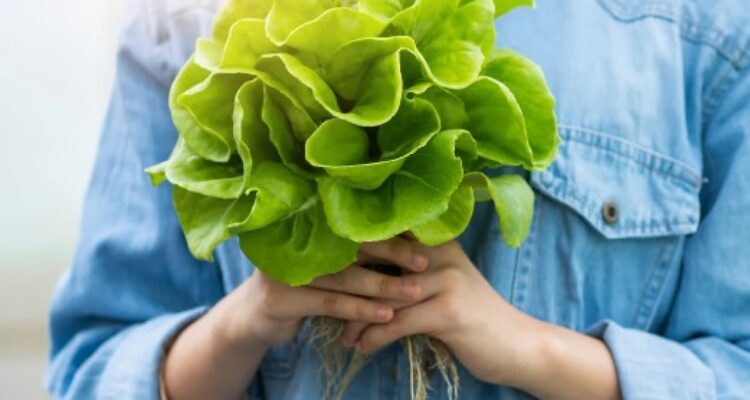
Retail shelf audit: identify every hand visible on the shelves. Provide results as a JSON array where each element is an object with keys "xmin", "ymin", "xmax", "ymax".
[
  {"xmin": 340, "ymin": 238, "xmax": 621, "ymax": 400},
  {"xmin": 163, "ymin": 252, "xmax": 428, "ymax": 400},
  {"xmin": 342, "ymin": 239, "xmax": 534, "ymax": 384},
  {"xmin": 226, "ymin": 245, "xmax": 428, "ymax": 349}
]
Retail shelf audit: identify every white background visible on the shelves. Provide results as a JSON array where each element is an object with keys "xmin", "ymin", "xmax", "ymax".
[{"xmin": 0, "ymin": 0, "xmax": 127, "ymax": 397}]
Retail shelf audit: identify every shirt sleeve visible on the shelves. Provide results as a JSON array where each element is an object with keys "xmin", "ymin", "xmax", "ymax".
[
  {"xmin": 589, "ymin": 60, "xmax": 750, "ymax": 398},
  {"xmin": 44, "ymin": 1, "xmax": 227, "ymax": 398}
]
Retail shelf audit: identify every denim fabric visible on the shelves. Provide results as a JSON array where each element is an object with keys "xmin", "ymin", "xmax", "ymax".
[{"xmin": 46, "ymin": 0, "xmax": 750, "ymax": 399}]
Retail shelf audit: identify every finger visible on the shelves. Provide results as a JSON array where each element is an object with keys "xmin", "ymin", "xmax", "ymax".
[
  {"xmin": 382, "ymin": 298, "xmax": 415, "ymax": 311},
  {"xmin": 408, "ymin": 267, "xmax": 457, "ymax": 300},
  {"xmin": 309, "ymin": 265, "xmax": 422, "ymax": 302},
  {"xmin": 356, "ymin": 302, "xmax": 436, "ymax": 354},
  {"xmin": 291, "ymin": 287, "xmax": 395, "ymax": 323},
  {"xmin": 359, "ymin": 238, "xmax": 429, "ymax": 273},
  {"xmin": 340, "ymin": 321, "xmax": 369, "ymax": 348},
  {"xmin": 339, "ymin": 294, "xmax": 419, "ymax": 348}
]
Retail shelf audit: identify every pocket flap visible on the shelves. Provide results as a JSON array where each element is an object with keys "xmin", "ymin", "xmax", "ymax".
[{"xmin": 531, "ymin": 126, "xmax": 702, "ymax": 239}]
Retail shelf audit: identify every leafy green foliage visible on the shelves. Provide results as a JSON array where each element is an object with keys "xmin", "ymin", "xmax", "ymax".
[{"xmin": 149, "ymin": 0, "xmax": 557, "ymax": 286}]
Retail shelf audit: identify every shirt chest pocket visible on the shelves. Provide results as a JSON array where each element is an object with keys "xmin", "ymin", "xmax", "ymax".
[
  {"xmin": 532, "ymin": 126, "xmax": 702, "ymax": 239},
  {"xmin": 515, "ymin": 125, "xmax": 703, "ymax": 331}
]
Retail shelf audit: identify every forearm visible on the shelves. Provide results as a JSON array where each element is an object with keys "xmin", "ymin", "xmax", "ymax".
[
  {"xmin": 163, "ymin": 291, "xmax": 268, "ymax": 400},
  {"xmin": 503, "ymin": 316, "xmax": 621, "ymax": 400}
]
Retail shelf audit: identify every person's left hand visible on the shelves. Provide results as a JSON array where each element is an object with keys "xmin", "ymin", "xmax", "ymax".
[{"xmin": 340, "ymin": 238, "xmax": 542, "ymax": 385}]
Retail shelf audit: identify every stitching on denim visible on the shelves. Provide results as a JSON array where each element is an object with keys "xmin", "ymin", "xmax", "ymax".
[
  {"xmin": 564, "ymin": 134, "xmax": 699, "ymax": 193},
  {"xmin": 521, "ymin": 194, "xmax": 542, "ymax": 308},
  {"xmin": 698, "ymin": 65, "xmax": 744, "ymax": 186},
  {"xmin": 533, "ymin": 171, "xmax": 699, "ymax": 238},
  {"xmin": 507, "ymin": 219, "xmax": 520, "ymax": 305},
  {"xmin": 568, "ymin": 137, "xmax": 700, "ymax": 192},
  {"xmin": 597, "ymin": 0, "xmax": 750, "ymax": 69},
  {"xmin": 508, "ymin": 194, "xmax": 541, "ymax": 308},
  {"xmin": 543, "ymin": 183, "xmax": 697, "ymax": 237},
  {"xmin": 702, "ymin": 64, "xmax": 742, "ymax": 130},
  {"xmin": 556, "ymin": 124, "xmax": 702, "ymax": 188},
  {"xmin": 557, "ymin": 124, "xmax": 701, "ymax": 180},
  {"xmin": 640, "ymin": 238, "xmax": 679, "ymax": 330},
  {"xmin": 630, "ymin": 237, "xmax": 669, "ymax": 328},
  {"xmin": 680, "ymin": 28, "xmax": 747, "ymax": 70}
]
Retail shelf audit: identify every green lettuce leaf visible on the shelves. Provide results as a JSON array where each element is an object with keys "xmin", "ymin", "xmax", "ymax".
[
  {"xmin": 464, "ymin": 172, "xmax": 534, "ymax": 247},
  {"xmin": 171, "ymin": 161, "xmax": 316, "ymax": 261},
  {"xmin": 219, "ymin": 19, "xmax": 279, "ymax": 70},
  {"xmin": 411, "ymin": 185, "xmax": 475, "ymax": 246},
  {"xmin": 389, "ymin": 0, "xmax": 496, "ymax": 88},
  {"xmin": 285, "ymin": 8, "xmax": 389, "ymax": 64},
  {"xmin": 452, "ymin": 77, "xmax": 535, "ymax": 167},
  {"xmin": 165, "ymin": 139, "xmax": 244, "ymax": 199},
  {"xmin": 213, "ymin": 0, "xmax": 274, "ymax": 40},
  {"xmin": 318, "ymin": 130, "xmax": 468, "ymax": 242},
  {"xmin": 176, "ymin": 72, "xmax": 251, "ymax": 162},
  {"xmin": 239, "ymin": 198, "xmax": 358, "ymax": 286},
  {"xmin": 172, "ymin": 186, "xmax": 237, "ymax": 261},
  {"xmin": 150, "ymin": 0, "xmax": 558, "ymax": 286},
  {"xmin": 145, "ymin": 162, "xmax": 168, "ymax": 186},
  {"xmin": 305, "ymin": 96, "xmax": 440, "ymax": 189},
  {"xmin": 233, "ymin": 79, "xmax": 277, "ymax": 189},
  {"xmin": 358, "ymin": 0, "xmax": 414, "ymax": 19},
  {"xmin": 265, "ymin": 0, "xmax": 338, "ymax": 45},
  {"xmin": 229, "ymin": 161, "xmax": 317, "ymax": 232},
  {"xmin": 483, "ymin": 49, "xmax": 559, "ymax": 169},
  {"xmin": 492, "ymin": 0, "xmax": 535, "ymax": 18},
  {"xmin": 170, "ymin": 59, "xmax": 231, "ymax": 163}
]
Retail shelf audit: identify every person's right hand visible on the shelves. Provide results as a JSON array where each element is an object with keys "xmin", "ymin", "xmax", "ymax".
[
  {"xmin": 164, "ymin": 237, "xmax": 430, "ymax": 400},
  {"xmin": 224, "ymin": 239, "xmax": 429, "ymax": 349}
]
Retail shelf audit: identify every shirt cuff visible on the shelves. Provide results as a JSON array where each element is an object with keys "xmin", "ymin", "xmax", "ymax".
[
  {"xmin": 587, "ymin": 320, "xmax": 716, "ymax": 399},
  {"xmin": 104, "ymin": 307, "xmax": 208, "ymax": 399}
]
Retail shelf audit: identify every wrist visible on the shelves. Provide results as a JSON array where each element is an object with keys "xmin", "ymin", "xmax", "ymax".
[
  {"xmin": 497, "ymin": 318, "xmax": 621, "ymax": 400},
  {"xmin": 487, "ymin": 306, "xmax": 552, "ymax": 389},
  {"xmin": 505, "ymin": 318, "xmax": 578, "ymax": 399},
  {"xmin": 163, "ymin": 282, "xmax": 272, "ymax": 400},
  {"xmin": 211, "ymin": 286, "xmax": 272, "ymax": 356}
]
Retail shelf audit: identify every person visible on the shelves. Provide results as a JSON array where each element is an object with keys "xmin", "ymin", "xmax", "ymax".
[{"xmin": 45, "ymin": 0, "xmax": 750, "ymax": 399}]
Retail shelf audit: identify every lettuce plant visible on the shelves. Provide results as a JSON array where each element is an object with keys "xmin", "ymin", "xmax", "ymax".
[{"xmin": 148, "ymin": 0, "xmax": 558, "ymax": 287}]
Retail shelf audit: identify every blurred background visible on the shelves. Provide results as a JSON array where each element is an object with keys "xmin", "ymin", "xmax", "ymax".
[{"xmin": 0, "ymin": 0, "xmax": 127, "ymax": 397}]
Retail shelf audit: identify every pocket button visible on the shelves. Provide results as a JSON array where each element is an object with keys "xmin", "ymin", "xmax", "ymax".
[{"xmin": 602, "ymin": 201, "xmax": 620, "ymax": 225}]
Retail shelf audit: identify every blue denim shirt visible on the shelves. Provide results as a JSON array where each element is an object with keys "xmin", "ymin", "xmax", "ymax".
[{"xmin": 46, "ymin": 0, "xmax": 750, "ymax": 399}]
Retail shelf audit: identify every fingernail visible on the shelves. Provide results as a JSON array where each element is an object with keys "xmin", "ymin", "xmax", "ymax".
[
  {"xmin": 401, "ymin": 282, "xmax": 419, "ymax": 298},
  {"xmin": 375, "ymin": 307, "xmax": 392, "ymax": 320},
  {"xmin": 413, "ymin": 254, "xmax": 428, "ymax": 270}
]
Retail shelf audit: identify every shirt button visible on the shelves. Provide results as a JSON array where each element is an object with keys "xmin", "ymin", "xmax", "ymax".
[
  {"xmin": 391, "ymin": 365, "xmax": 399, "ymax": 380},
  {"xmin": 602, "ymin": 201, "xmax": 620, "ymax": 225}
]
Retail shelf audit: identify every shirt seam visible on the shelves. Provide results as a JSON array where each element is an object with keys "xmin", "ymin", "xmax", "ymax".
[
  {"xmin": 643, "ymin": 238, "xmax": 679, "ymax": 330},
  {"xmin": 630, "ymin": 238, "xmax": 667, "ymax": 329},
  {"xmin": 702, "ymin": 61, "xmax": 747, "ymax": 130},
  {"xmin": 630, "ymin": 237, "xmax": 676, "ymax": 329},
  {"xmin": 556, "ymin": 124, "xmax": 703, "ymax": 189},
  {"xmin": 533, "ymin": 174, "xmax": 699, "ymax": 239},
  {"xmin": 597, "ymin": 0, "xmax": 750, "ymax": 69}
]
